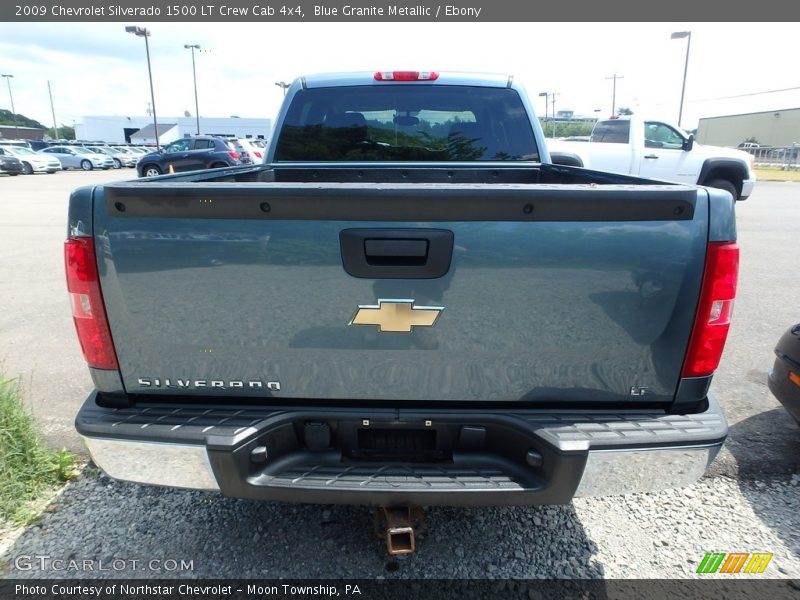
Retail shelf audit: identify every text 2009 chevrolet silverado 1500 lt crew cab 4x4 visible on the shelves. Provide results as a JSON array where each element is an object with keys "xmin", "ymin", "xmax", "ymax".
[
  {"xmin": 548, "ymin": 115, "xmax": 755, "ymax": 201},
  {"xmin": 68, "ymin": 71, "xmax": 736, "ymax": 540}
]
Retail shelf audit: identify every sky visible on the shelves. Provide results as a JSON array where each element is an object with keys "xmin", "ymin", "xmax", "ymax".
[{"xmin": 1, "ymin": 22, "xmax": 799, "ymax": 132}]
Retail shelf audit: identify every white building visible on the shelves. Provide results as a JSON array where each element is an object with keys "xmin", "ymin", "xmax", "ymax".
[{"xmin": 74, "ymin": 115, "xmax": 272, "ymax": 144}]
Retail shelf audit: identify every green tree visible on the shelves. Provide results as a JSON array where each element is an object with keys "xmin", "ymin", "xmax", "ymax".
[
  {"xmin": 45, "ymin": 125, "xmax": 75, "ymax": 140},
  {"xmin": 617, "ymin": 107, "xmax": 633, "ymax": 116},
  {"xmin": 538, "ymin": 119, "xmax": 595, "ymax": 138},
  {"xmin": 0, "ymin": 109, "xmax": 46, "ymax": 129}
]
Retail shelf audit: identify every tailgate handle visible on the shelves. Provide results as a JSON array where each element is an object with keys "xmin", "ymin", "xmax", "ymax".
[
  {"xmin": 365, "ymin": 239, "xmax": 429, "ymax": 265},
  {"xmin": 340, "ymin": 229, "xmax": 453, "ymax": 279}
]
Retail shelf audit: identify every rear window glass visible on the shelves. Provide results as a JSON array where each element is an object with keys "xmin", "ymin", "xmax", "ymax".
[
  {"xmin": 274, "ymin": 85, "xmax": 539, "ymax": 162},
  {"xmin": 590, "ymin": 120, "xmax": 630, "ymax": 144}
]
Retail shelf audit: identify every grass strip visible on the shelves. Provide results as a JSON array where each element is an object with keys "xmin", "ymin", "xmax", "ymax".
[{"xmin": 0, "ymin": 376, "xmax": 77, "ymax": 525}]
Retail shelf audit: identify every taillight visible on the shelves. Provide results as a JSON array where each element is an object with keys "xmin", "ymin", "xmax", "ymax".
[
  {"xmin": 254, "ymin": 151, "xmax": 262, "ymax": 158},
  {"xmin": 374, "ymin": 71, "xmax": 439, "ymax": 81},
  {"xmin": 681, "ymin": 242, "xmax": 739, "ymax": 377},
  {"xmin": 64, "ymin": 237, "xmax": 119, "ymax": 370},
  {"xmin": 227, "ymin": 150, "xmax": 240, "ymax": 160}
]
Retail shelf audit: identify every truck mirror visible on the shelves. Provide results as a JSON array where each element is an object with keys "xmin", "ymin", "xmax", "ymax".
[{"xmin": 683, "ymin": 135, "xmax": 694, "ymax": 151}]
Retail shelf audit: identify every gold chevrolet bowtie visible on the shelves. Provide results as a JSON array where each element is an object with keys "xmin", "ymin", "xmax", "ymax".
[{"xmin": 350, "ymin": 299, "xmax": 444, "ymax": 333}]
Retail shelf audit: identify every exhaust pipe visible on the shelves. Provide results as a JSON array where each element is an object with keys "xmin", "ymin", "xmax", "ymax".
[{"xmin": 374, "ymin": 506, "xmax": 425, "ymax": 555}]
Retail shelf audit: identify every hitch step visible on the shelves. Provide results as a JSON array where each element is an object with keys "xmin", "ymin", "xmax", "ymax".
[{"xmin": 373, "ymin": 506, "xmax": 425, "ymax": 555}]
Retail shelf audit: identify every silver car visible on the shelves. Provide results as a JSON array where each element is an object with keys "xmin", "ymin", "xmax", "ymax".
[
  {"xmin": 39, "ymin": 146, "xmax": 114, "ymax": 170},
  {"xmin": 85, "ymin": 146, "xmax": 137, "ymax": 169},
  {"xmin": 0, "ymin": 145, "xmax": 62, "ymax": 174}
]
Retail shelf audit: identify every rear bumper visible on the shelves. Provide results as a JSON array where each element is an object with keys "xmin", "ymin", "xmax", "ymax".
[{"xmin": 77, "ymin": 394, "xmax": 727, "ymax": 506}]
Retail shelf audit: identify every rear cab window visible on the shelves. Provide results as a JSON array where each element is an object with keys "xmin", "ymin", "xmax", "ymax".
[
  {"xmin": 274, "ymin": 85, "xmax": 539, "ymax": 162},
  {"xmin": 590, "ymin": 120, "xmax": 631, "ymax": 144}
]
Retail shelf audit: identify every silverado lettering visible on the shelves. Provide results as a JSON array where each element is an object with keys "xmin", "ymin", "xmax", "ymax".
[{"xmin": 137, "ymin": 378, "xmax": 279, "ymax": 390}]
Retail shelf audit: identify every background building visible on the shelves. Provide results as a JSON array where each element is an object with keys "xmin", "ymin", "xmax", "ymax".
[
  {"xmin": 74, "ymin": 115, "xmax": 272, "ymax": 144},
  {"xmin": 697, "ymin": 108, "xmax": 800, "ymax": 147},
  {"xmin": 0, "ymin": 125, "xmax": 45, "ymax": 140}
]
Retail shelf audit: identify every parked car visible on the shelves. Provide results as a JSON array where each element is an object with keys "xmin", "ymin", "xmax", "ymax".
[
  {"xmin": 229, "ymin": 138, "xmax": 267, "ymax": 165},
  {"xmin": 125, "ymin": 146, "xmax": 150, "ymax": 157},
  {"xmin": 28, "ymin": 140, "xmax": 51, "ymax": 151},
  {"xmin": 768, "ymin": 323, "xmax": 800, "ymax": 424},
  {"xmin": 738, "ymin": 142, "xmax": 761, "ymax": 149},
  {"xmin": 0, "ymin": 153, "xmax": 23, "ymax": 176},
  {"xmin": 136, "ymin": 136, "xmax": 244, "ymax": 177},
  {"xmin": 86, "ymin": 146, "xmax": 137, "ymax": 169},
  {"xmin": 0, "ymin": 145, "xmax": 62, "ymax": 174},
  {"xmin": 39, "ymin": 146, "xmax": 114, "ymax": 170},
  {"xmin": 0, "ymin": 140, "xmax": 32, "ymax": 149}
]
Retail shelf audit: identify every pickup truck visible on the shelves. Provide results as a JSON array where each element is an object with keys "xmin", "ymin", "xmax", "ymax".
[
  {"xmin": 68, "ymin": 72, "xmax": 735, "ymax": 545},
  {"xmin": 548, "ymin": 116, "xmax": 756, "ymax": 201}
]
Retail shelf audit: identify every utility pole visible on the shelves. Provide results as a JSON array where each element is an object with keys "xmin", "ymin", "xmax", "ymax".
[
  {"xmin": 670, "ymin": 31, "xmax": 692, "ymax": 128},
  {"xmin": 47, "ymin": 81, "xmax": 59, "ymax": 140},
  {"xmin": 605, "ymin": 74, "xmax": 624, "ymax": 117},
  {"xmin": 1, "ymin": 74, "xmax": 18, "ymax": 138},
  {"xmin": 184, "ymin": 44, "xmax": 201, "ymax": 134}
]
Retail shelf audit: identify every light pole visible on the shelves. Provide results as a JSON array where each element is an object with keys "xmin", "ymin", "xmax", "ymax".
[
  {"xmin": 125, "ymin": 26, "xmax": 160, "ymax": 150},
  {"xmin": 538, "ymin": 92, "xmax": 548, "ymax": 134},
  {"xmin": 184, "ymin": 44, "xmax": 201, "ymax": 134},
  {"xmin": 275, "ymin": 81, "xmax": 290, "ymax": 97},
  {"xmin": 47, "ymin": 81, "xmax": 59, "ymax": 140},
  {"xmin": 671, "ymin": 30, "xmax": 692, "ymax": 128},
  {"xmin": 1, "ymin": 74, "xmax": 18, "ymax": 138}
]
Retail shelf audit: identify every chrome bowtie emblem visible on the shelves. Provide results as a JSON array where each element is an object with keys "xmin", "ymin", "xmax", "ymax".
[{"xmin": 350, "ymin": 299, "xmax": 444, "ymax": 333}]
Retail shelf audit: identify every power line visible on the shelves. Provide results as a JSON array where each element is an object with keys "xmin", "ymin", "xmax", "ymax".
[{"xmin": 688, "ymin": 85, "xmax": 800, "ymax": 103}]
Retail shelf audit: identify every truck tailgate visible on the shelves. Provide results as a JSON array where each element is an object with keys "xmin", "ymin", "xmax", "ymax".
[{"xmin": 95, "ymin": 181, "xmax": 706, "ymax": 405}]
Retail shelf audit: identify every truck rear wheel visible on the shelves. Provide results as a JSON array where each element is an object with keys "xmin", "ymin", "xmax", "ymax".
[{"xmin": 706, "ymin": 178, "xmax": 738, "ymax": 200}]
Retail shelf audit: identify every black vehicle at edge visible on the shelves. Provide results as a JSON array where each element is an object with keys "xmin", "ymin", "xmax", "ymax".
[
  {"xmin": 136, "ymin": 136, "xmax": 244, "ymax": 177},
  {"xmin": 0, "ymin": 153, "xmax": 24, "ymax": 176},
  {"xmin": 768, "ymin": 323, "xmax": 800, "ymax": 424}
]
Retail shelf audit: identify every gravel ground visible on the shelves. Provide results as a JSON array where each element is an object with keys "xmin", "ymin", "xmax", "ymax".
[{"xmin": 2, "ymin": 471, "xmax": 798, "ymax": 579}]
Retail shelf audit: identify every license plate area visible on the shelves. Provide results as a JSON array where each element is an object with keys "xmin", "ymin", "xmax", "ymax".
[{"xmin": 350, "ymin": 427, "xmax": 445, "ymax": 462}]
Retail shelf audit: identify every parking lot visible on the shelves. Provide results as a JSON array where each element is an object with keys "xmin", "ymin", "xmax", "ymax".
[{"xmin": 0, "ymin": 170, "xmax": 798, "ymax": 578}]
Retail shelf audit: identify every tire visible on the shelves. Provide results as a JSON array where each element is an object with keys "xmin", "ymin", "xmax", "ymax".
[
  {"xmin": 22, "ymin": 162, "xmax": 33, "ymax": 175},
  {"xmin": 113, "ymin": 158, "xmax": 122, "ymax": 169},
  {"xmin": 706, "ymin": 178, "xmax": 738, "ymax": 200},
  {"xmin": 210, "ymin": 162, "xmax": 228, "ymax": 169},
  {"xmin": 80, "ymin": 160, "xmax": 93, "ymax": 171},
  {"xmin": 142, "ymin": 164, "xmax": 162, "ymax": 177}
]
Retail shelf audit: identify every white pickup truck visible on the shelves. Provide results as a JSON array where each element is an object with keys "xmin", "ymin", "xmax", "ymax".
[{"xmin": 548, "ymin": 116, "xmax": 756, "ymax": 200}]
